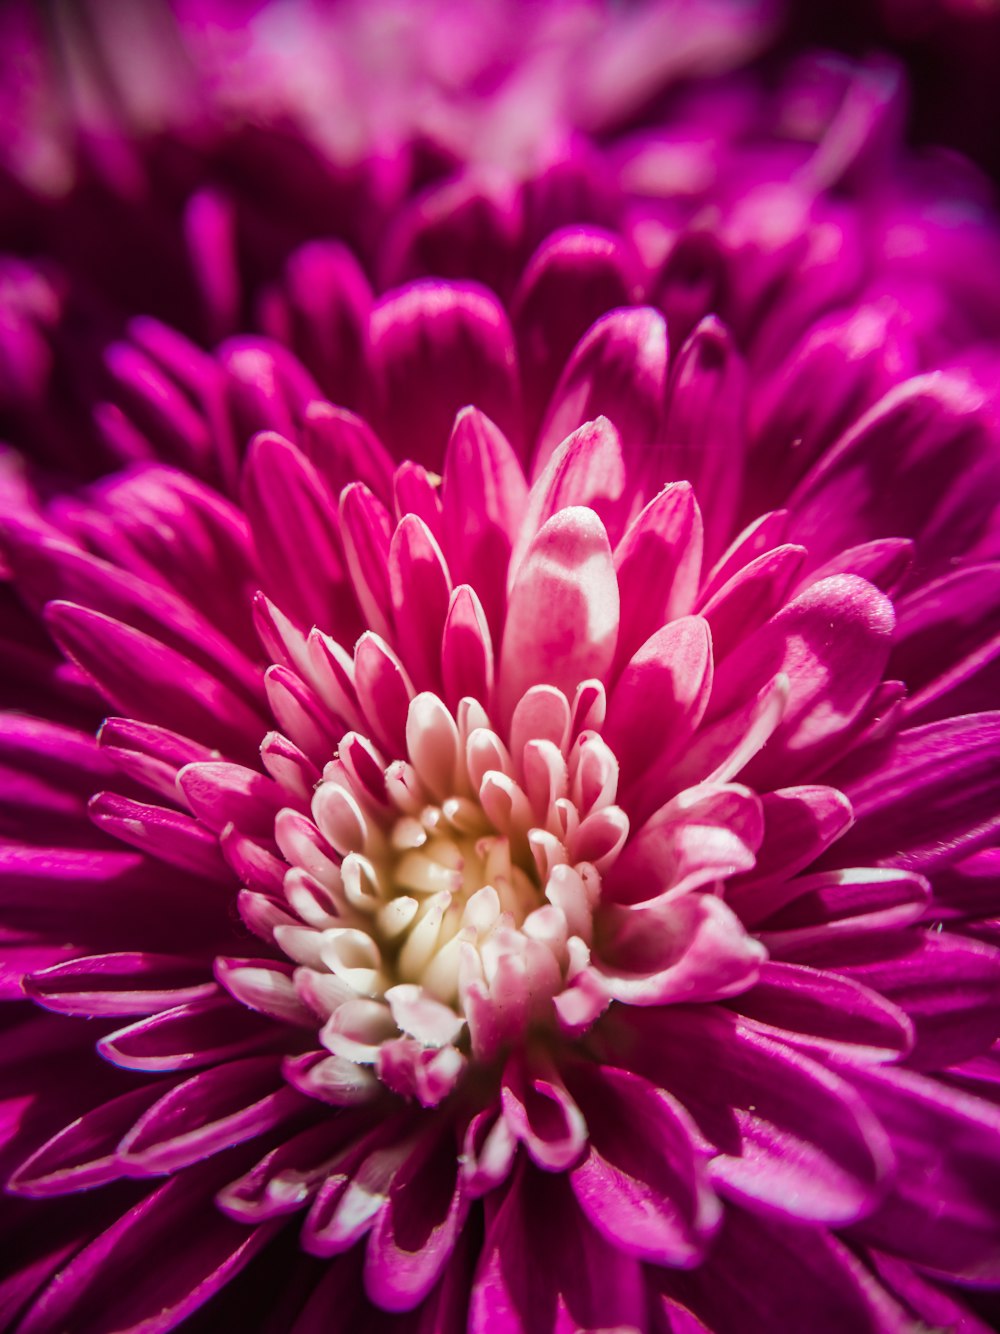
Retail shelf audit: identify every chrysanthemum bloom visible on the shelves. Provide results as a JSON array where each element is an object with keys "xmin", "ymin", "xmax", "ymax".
[{"xmin": 2, "ymin": 5, "xmax": 1000, "ymax": 1333}]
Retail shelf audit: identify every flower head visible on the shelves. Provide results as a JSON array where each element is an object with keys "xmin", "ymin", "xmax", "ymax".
[{"xmin": 2, "ymin": 4, "xmax": 1000, "ymax": 1333}]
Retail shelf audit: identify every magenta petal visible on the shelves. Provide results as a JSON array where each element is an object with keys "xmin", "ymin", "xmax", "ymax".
[
  {"xmin": 707, "ymin": 574, "xmax": 895, "ymax": 787},
  {"xmin": 660, "ymin": 1204, "xmax": 908, "ymax": 1334},
  {"xmin": 848, "ymin": 1065, "xmax": 1000, "ymax": 1282},
  {"xmin": 338, "ymin": 482, "xmax": 394, "ymax": 643},
  {"xmin": 606, "ymin": 617, "xmax": 713, "ymax": 817},
  {"xmin": 8, "ymin": 1082, "xmax": 175, "ymax": 1197},
  {"xmin": 727, "ymin": 785, "xmax": 854, "ymax": 917},
  {"xmin": 567, "ymin": 1062, "xmax": 721, "ymax": 1266},
  {"xmin": 216, "ymin": 1116, "xmax": 365, "ymax": 1223},
  {"xmin": 891, "ymin": 564, "xmax": 1000, "ymax": 724},
  {"xmin": 661, "ymin": 316, "xmax": 747, "ymax": 560},
  {"xmin": 46, "ymin": 601, "xmax": 266, "ymax": 766},
  {"xmin": 501, "ymin": 1054, "xmax": 588, "ymax": 1173},
  {"xmin": 613, "ymin": 482, "xmax": 704, "ymax": 669},
  {"xmin": 787, "ymin": 372, "xmax": 1000, "ymax": 579},
  {"xmin": 369, "ymin": 281, "xmax": 521, "ymax": 468},
  {"xmin": 440, "ymin": 407, "xmax": 527, "ymax": 640},
  {"xmin": 0, "ymin": 523, "xmax": 261, "ymax": 701},
  {"xmin": 352, "ymin": 632, "xmax": 415, "ymax": 759},
  {"xmin": 220, "ymin": 335, "xmax": 321, "ymax": 446},
  {"xmin": 98, "ymin": 995, "xmax": 279, "ymax": 1072},
  {"xmin": 754, "ymin": 867, "xmax": 929, "ymax": 957},
  {"xmin": 512, "ymin": 227, "xmax": 635, "ymax": 436},
  {"xmin": 441, "ymin": 584, "xmax": 494, "ymax": 713},
  {"xmin": 88, "ymin": 791, "xmax": 228, "ymax": 881},
  {"xmin": 97, "ymin": 717, "xmax": 215, "ymax": 803},
  {"xmin": 118, "ymin": 1055, "xmax": 306, "ymax": 1175},
  {"xmin": 731, "ymin": 959, "xmax": 915, "ymax": 1063},
  {"xmin": 260, "ymin": 239, "xmax": 372, "ymax": 414},
  {"xmin": 594, "ymin": 892, "xmax": 764, "ymax": 1006},
  {"xmin": 700, "ymin": 543, "xmax": 806, "ymax": 662},
  {"xmin": 534, "ymin": 307, "xmax": 667, "ymax": 482},
  {"xmin": 470, "ymin": 1163, "xmax": 646, "ymax": 1334},
  {"xmin": 835, "ymin": 930, "xmax": 1000, "ymax": 1070},
  {"xmin": 615, "ymin": 1006, "xmax": 894, "ymax": 1226},
  {"xmin": 498, "ymin": 507, "xmax": 618, "ymax": 724},
  {"xmin": 510, "ymin": 416, "xmax": 627, "ymax": 575},
  {"xmin": 830, "ymin": 713, "xmax": 1000, "ymax": 871},
  {"xmin": 178, "ymin": 760, "xmax": 282, "ymax": 838},
  {"xmin": 241, "ymin": 431, "xmax": 353, "ymax": 632},
  {"xmin": 607, "ymin": 783, "xmax": 763, "ymax": 904},
  {"xmin": 388, "ymin": 514, "xmax": 452, "ymax": 692},
  {"xmin": 25, "ymin": 952, "xmax": 216, "ymax": 1018},
  {"xmin": 301, "ymin": 402, "xmax": 393, "ymax": 505},
  {"xmin": 364, "ymin": 1123, "xmax": 467, "ymax": 1312},
  {"xmin": 17, "ymin": 1156, "xmax": 282, "ymax": 1334}
]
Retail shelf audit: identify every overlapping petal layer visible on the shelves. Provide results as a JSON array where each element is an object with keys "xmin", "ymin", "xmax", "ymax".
[{"xmin": 1, "ymin": 4, "xmax": 1000, "ymax": 1333}]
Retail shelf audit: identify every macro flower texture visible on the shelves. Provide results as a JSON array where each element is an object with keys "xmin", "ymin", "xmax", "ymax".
[{"xmin": 2, "ymin": 0, "xmax": 1000, "ymax": 1330}]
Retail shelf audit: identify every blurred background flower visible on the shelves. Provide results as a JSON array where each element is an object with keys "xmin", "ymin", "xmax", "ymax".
[{"xmin": 1, "ymin": 2, "xmax": 1000, "ymax": 1332}]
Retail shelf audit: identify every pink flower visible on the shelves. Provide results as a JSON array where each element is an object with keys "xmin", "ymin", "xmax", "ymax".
[{"xmin": 2, "ymin": 4, "xmax": 1000, "ymax": 1332}]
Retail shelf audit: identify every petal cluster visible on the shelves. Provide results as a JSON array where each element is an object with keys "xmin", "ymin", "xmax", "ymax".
[{"xmin": 1, "ymin": 7, "xmax": 1000, "ymax": 1334}]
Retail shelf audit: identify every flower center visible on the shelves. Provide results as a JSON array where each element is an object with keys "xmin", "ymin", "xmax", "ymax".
[{"xmin": 270, "ymin": 683, "xmax": 633, "ymax": 1104}]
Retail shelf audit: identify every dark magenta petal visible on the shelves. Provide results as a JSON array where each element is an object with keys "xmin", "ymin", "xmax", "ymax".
[
  {"xmin": 891, "ymin": 563, "xmax": 1000, "ymax": 724},
  {"xmin": 88, "ymin": 791, "xmax": 229, "ymax": 881},
  {"xmin": 566, "ymin": 1062, "xmax": 721, "ymax": 1266},
  {"xmin": 259, "ymin": 239, "xmax": 373, "ymax": 414},
  {"xmin": 835, "ymin": 930, "xmax": 1000, "ymax": 1071},
  {"xmin": 1, "ymin": 524, "xmax": 260, "ymax": 703},
  {"xmin": 364, "ymin": 1122, "xmax": 467, "ymax": 1312},
  {"xmin": 369, "ymin": 282, "xmax": 521, "ymax": 468},
  {"xmin": 869, "ymin": 1250, "xmax": 998, "ymax": 1334},
  {"xmin": 17, "ymin": 1157, "xmax": 283, "ymax": 1334},
  {"xmin": 788, "ymin": 373, "xmax": 1000, "ymax": 581},
  {"xmin": 220, "ymin": 336, "xmax": 322, "ymax": 448},
  {"xmin": 25, "ymin": 952, "xmax": 217, "ymax": 1018},
  {"xmin": 81, "ymin": 466, "xmax": 258, "ymax": 656},
  {"xmin": 661, "ymin": 317, "xmax": 747, "ymax": 561},
  {"xmin": 241, "ymin": 431, "xmax": 356, "ymax": 633},
  {"xmin": 727, "ymin": 785, "xmax": 854, "ymax": 918},
  {"xmin": 830, "ymin": 713, "xmax": 1000, "ymax": 871},
  {"xmin": 381, "ymin": 174, "xmax": 520, "ymax": 296},
  {"xmin": 469, "ymin": 1163, "xmax": 646, "ymax": 1334},
  {"xmin": 658, "ymin": 1204, "xmax": 909, "ymax": 1334},
  {"xmin": 46, "ymin": 602, "xmax": 266, "ymax": 766},
  {"xmin": 535, "ymin": 306, "xmax": 667, "ymax": 482},
  {"xmin": 217, "ymin": 1113, "xmax": 373, "ymax": 1223},
  {"xmin": 609, "ymin": 1006, "xmax": 893, "ymax": 1225},
  {"xmin": 118, "ymin": 1055, "xmax": 306, "ymax": 1175},
  {"xmin": 512, "ymin": 227, "xmax": 636, "ymax": 436},
  {"xmin": 754, "ymin": 867, "xmax": 929, "ymax": 957},
  {"xmin": 847, "ymin": 1065, "xmax": 1000, "ymax": 1282},
  {"xmin": 98, "ymin": 995, "xmax": 281, "ymax": 1072},
  {"xmin": 301, "ymin": 403, "xmax": 394, "ymax": 505},
  {"xmin": 97, "ymin": 717, "xmax": 215, "ymax": 802},
  {"xmin": 730, "ymin": 960, "xmax": 915, "ymax": 1063},
  {"xmin": 8, "ymin": 1082, "xmax": 175, "ymax": 1198}
]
